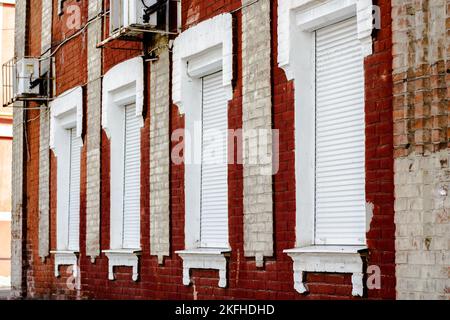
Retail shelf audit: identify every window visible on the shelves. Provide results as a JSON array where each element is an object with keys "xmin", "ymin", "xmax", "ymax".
[
  {"xmin": 278, "ymin": 0, "xmax": 375, "ymax": 296},
  {"xmin": 199, "ymin": 71, "xmax": 229, "ymax": 249},
  {"xmin": 49, "ymin": 87, "xmax": 83, "ymax": 277},
  {"xmin": 101, "ymin": 57, "xmax": 144, "ymax": 281},
  {"xmin": 173, "ymin": 14, "xmax": 233, "ymax": 288},
  {"xmin": 314, "ymin": 17, "xmax": 366, "ymax": 246},
  {"xmin": 122, "ymin": 103, "xmax": 141, "ymax": 250},
  {"xmin": 67, "ymin": 128, "xmax": 82, "ymax": 251}
]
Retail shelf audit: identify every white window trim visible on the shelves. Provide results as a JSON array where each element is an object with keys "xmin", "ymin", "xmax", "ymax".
[
  {"xmin": 49, "ymin": 251, "xmax": 79, "ymax": 278},
  {"xmin": 173, "ymin": 13, "xmax": 233, "ymax": 288},
  {"xmin": 278, "ymin": 0, "xmax": 373, "ymax": 297},
  {"xmin": 101, "ymin": 57, "xmax": 144, "ymax": 282},
  {"xmin": 285, "ymin": 246, "xmax": 368, "ymax": 296},
  {"xmin": 103, "ymin": 249, "xmax": 141, "ymax": 282},
  {"xmin": 278, "ymin": 0, "xmax": 374, "ymax": 80},
  {"xmin": 49, "ymin": 86, "xmax": 83, "ymax": 278},
  {"xmin": 177, "ymin": 249, "xmax": 230, "ymax": 288},
  {"xmin": 172, "ymin": 13, "xmax": 233, "ymax": 115}
]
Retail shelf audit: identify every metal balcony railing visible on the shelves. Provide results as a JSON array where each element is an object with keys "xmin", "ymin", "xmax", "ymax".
[
  {"xmin": 2, "ymin": 57, "xmax": 53, "ymax": 107},
  {"xmin": 2, "ymin": 57, "xmax": 15, "ymax": 108},
  {"xmin": 98, "ymin": 0, "xmax": 179, "ymax": 47}
]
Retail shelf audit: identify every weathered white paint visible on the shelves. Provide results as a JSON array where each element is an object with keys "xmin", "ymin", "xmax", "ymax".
[
  {"xmin": 85, "ymin": 0, "xmax": 103, "ymax": 263},
  {"xmin": 11, "ymin": 0, "xmax": 26, "ymax": 298},
  {"xmin": 241, "ymin": 0, "xmax": 274, "ymax": 268},
  {"xmin": 395, "ymin": 150, "xmax": 450, "ymax": 300},
  {"xmin": 149, "ymin": 38, "xmax": 171, "ymax": 266}
]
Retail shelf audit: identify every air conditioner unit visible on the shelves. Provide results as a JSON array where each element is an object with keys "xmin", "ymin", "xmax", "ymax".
[
  {"xmin": 110, "ymin": 0, "xmax": 158, "ymax": 35},
  {"xmin": 15, "ymin": 58, "xmax": 40, "ymax": 98},
  {"xmin": 2, "ymin": 57, "xmax": 52, "ymax": 107}
]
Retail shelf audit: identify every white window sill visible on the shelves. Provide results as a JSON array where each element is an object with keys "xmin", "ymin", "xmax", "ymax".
[
  {"xmin": 103, "ymin": 249, "xmax": 142, "ymax": 282},
  {"xmin": 176, "ymin": 248, "xmax": 231, "ymax": 288},
  {"xmin": 50, "ymin": 250, "xmax": 79, "ymax": 278},
  {"xmin": 284, "ymin": 246, "xmax": 368, "ymax": 297}
]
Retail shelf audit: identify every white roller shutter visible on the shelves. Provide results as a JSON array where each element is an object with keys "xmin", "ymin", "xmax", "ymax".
[
  {"xmin": 315, "ymin": 17, "xmax": 366, "ymax": 245},
  {"xmin": 122, "ymin": 103, "xmax": 141, "ymax": 249},
  {"xmin": 200, "ymin": 71, "xmax": 229, "ymax": 248},
  {"xmin": 68, "ymin": 128, "xmax": 82, "ymax": 251}
]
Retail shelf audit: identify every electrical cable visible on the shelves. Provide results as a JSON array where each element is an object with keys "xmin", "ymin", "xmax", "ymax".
[{"xmin": 39, "ymin": 10, "xmax": 110, "ymax": 62}]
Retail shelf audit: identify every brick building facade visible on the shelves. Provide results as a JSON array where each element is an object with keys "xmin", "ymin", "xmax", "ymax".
[{"xmin": 7, "ymin": 0, "xmax": 449, "ymax": 300}]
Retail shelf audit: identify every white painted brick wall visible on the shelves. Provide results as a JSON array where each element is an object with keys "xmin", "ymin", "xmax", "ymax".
[
  {"xmin": 393, "ymin": 0, "xmax": 450, "ymax": 300},
  {"xmin": 11, "ymin": 0, "xmax": 27, "ymax": 298},
  {"xmin": 149, "ymin": 37, "xmax": 171, "ymax": 265},
  {"xmin": 395, "ymin": 151, "xmax": 450, "ymax": 300},
  {"xmin": 86, "ymin": 0, "xmax": 103, "ymax": 261},
  {"xmin": 38, "ymin": 0, "xmax": 53, "ymax": 262},
  {"xmin": 40, "ymin": 0, "xmax": 52, "ymax": 54},
  {"xmin": 242, "ymin": 0, "xmax": 273, "ymax": 267},
  {"xmin": 38, "ymin": 109, "xmax": 50, "ymax": 261}
]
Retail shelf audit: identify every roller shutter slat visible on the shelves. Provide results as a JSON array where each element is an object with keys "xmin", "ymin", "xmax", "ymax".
[
  {"xmin": 122, "ymin": 104, "xmax": 141, "ymax": 249},
  {"xmin": 68, "ymin": 129, "xmax": 82, "ymax": 251},
  {"xmin": 200, "ymin": 72, "xmax": 229, "ymax": 249},
  {"xmin": 315, "ymin": 17, "xmax": 366, "ymax": 246}
]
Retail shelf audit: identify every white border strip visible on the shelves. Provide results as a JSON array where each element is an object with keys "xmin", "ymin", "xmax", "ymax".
[
  {"xmin": 0, "ymin": 212, "xmax": 11, "ymax": 222},
  {"xmin": 0, "ymin": 123, "xmax": 12, "ymax": 138}
]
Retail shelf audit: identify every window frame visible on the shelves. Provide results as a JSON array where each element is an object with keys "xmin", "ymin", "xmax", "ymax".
[
  {"xmin": 49, "ymin": 86, "xmax": 83, "ymax": 277},
  {"xmin": 67, "ymin": 127, "xmax": 82, "ymax": 251},
  {"xmin": 101, "ymin": 57, "xmax": 144, "ymax": 281},
  {"xmin": 279, "ymin": 0, "xmax": 375, "ymax": 297},
  {"xmin": 199, "ymin": 71, "xmax": 229, "ymax": 249},
  {"xmin": 173, "ymin": 13, "xmax": 233, "ymax": 289},
  {"xmin": 313, "ymin": 17, "xmax": 367, "ymax": 246},
  {"xmin": 121, "ymin": 103, "xmax": 141, "ymax": 250},
  {"xmin": 278, "ymin": 0, "xmax": 374, "ymax": 248}
]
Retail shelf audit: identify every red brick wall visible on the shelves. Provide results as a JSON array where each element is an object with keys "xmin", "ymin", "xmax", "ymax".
[
  {"xmin": 53, "ymin": 0, "xmax": 88, "ymax": 95},
  {"xmin": 50, "ymin": 0, "xmax": 88, "ymax": 298},
  {"xmin": 363, "ymin": 0, "xmax": 396, "ymax": 299},
  {"xmin": 103, "ymin": 0, "xmax": 143, "ymax": 73},
  {"xmin": 25, "ymin": 0, "xmax": 44, "ymax": 299},
  {"xmin": 21, "ymin": 0, "xmax": 395, "ymax": 300},
  {"xmin": 23, "ymin": 0, "xmax": 63, "ymax": 300}
]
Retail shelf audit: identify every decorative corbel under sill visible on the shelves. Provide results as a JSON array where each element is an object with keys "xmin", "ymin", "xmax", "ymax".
[
  {"xmin": 103, "ymin": 249, "xmax": 142, "ymax": 282},
  {"xmin": 50, "ymin": 250, "xmax": 79, "ymax": 278},
  {"xmin": 176, "ymin": 248, "xmax": 231, "ymax": 288},
  {"xmin": 284, "ymin": 246, "xmax": 368, "ymax": 297}
]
